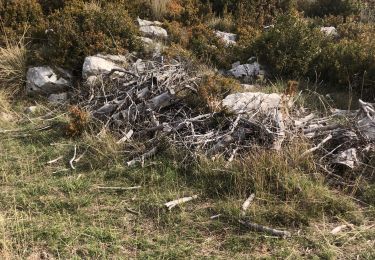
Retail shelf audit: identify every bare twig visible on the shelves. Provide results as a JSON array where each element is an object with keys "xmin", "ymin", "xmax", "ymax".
[
  {"xmin": 239, "ymin": 220, "xmax": 291, "ymax": 238},
  {"xmin": 96, "ymin": 186, "xmax": 142, "ymax": 191},
  {"xmin": 69, "ymin": 145, "xmax": 77, "ymax": 170}
]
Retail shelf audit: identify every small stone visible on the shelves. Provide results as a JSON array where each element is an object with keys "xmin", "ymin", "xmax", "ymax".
[
  {"xmin": 320, "ymin": 26, "xmax": 339, "ymax": 37},
  {"xmin": 25, "ymin": 106, "xmax": 39, "ymax": 114},
  {"xmin": 48, "ymin": 92, "xmax": 68, "ymax": 104}
]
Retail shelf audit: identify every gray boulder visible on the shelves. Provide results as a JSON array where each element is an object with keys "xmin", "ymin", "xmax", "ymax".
[
  {"xmin": 137, "ymin": 18, "xmax": 168, "ymax": 39},
  {"xmin": 228, "ymin": 61, "xmax": 263, "ymax": 81},
  {"xmin": 82, "ymin": 55, "xmax": 122, "ymax": 79},
  {"xmin": 26, "ymin": 67, "xmax": 71, "ymax": 94}
]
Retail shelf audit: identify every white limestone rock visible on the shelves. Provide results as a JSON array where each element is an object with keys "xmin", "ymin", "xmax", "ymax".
[
  {"xmin": 139, "ymin": 25, "xmax": 168, "ymax": 38},
  {"xmin": 82, "ymin": 55, "xmax": 121, "ymax": 79},
  {"xmin": 137, "ymin": 17, "xmax": 163, "ymax": 27},
  {"xmin": 228, "ymin": 62, "xmax": 262, "ymax": 80},
  {"xmin": 26, "ymin": 67, "xmax": 71, "ymax": 94},
  {"xmin": 320, "ymin": 26, "xmax": 339, "ymax": 37},
  {"xmin": 223, "ymin": 92, "xmax": 282, "ymax": 115},
  {"xmin": 137, "ymin": 18, "xmax": 167, "ymax": 38},
  {"xmin": 215, "ymin": 31, "xmax": 237, "ymax": 46}
]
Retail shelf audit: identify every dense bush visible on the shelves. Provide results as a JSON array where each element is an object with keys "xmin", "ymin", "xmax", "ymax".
[
  {"xmin": 188, "ymin": 24, "xmax": 236, "ymax": 68},
  {"xmin": 303, "ymin": 0, "xmax": 361, "ymax": 18},
  {"xmin": 39, "ymin": 1, "xmax": 141, "ymax": 70},
  {"xmin": 253, "ymin": 12, "xmax": 323, "ymax": 78},
  {"xmin": 37, "ymin": 0, "xmax": 65, "ymax": 14},
  {"xmin": 0, "ymin": 0, "xmax": 44, "ymax": 44},
  {"xmin": 316, "ymin": 22, "xmax": 375, "ymax": 93}
]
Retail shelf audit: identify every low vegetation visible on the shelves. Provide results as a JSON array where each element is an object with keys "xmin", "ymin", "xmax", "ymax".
[{"xmin": 0, "ymin": 0, "xmax": 374, "ymax": 258}]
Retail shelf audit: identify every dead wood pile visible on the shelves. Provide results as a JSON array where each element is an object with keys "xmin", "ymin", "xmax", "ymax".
[{"xmin": 73, "ymin": 55, "xmax": 375, "ymax": 169}]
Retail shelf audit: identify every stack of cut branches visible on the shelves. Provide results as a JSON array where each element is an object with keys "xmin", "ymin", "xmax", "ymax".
[{"xmin": 73, "ymin": 56, "xmax": 275, "ymax": 163}]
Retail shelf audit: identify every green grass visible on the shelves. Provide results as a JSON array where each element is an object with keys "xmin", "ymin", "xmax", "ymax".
[{"xmin": 0, "ymin": 100, "xmax": 374, "ymax": 259}]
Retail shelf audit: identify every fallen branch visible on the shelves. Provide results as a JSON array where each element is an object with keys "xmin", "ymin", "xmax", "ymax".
[
  {"xmin": 126, "ymin": 207, "xmax": 140, "ymax": 215},
  {"xmin": 164, "ymin": 195, "xmax": 198, "ymax": 211},
  {"xmin": 301, "ymin": 134, "xmax": 333, "ymax": 157},
  {"xmin": 69, "ymin": 145, "xmax": 77, "ymax": 170},
  {"xmin": 96, "ymin": 185, "xmax": 142, "ymax": 191},
  {"xmin": 241, "ymin": 194, "xmax": 255, "ymax": 217},
  {"xmin": 239, "ymin": 220, "xmax": 291, "ymax": 238},
  {"xmin": 47, "ymin": 156, "xmax": 63, "ymax": 165},
  {"xmin": 127, "ymin": 147, "xmax": 158, "ymax": 167},
  {"xmin": 116, "ymin": 129, "xmax": 134, "ymax": 144}
]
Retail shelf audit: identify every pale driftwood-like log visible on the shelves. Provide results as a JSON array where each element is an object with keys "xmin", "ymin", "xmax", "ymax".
[
  {"xmin": 164, "ymin": 195, "xmax": 198, "ymax": 211},
  {"xmin": 239, "ymin": 220, "xmax": 291, "ymax": 238},
  {"xmin": 116, "ymin": 129, "xmax": 134, "ymax": 144},
  {"xmin": 241, "ymin": 194, "xmax": 255, "ymax": 216},
  {"xmin": 69, "ymin": 145, "xmax": 77, "ymax": 170},
  {"xmin": 127, "ymin": 147, "xmax": 158, "ymax": 166},
  {"xmin": 97, "ymin": 185, "xmax": 142, "ymax": 191},
  {"xmin": 303, "ymin": 124, "xmax": 340, "ymax": 135},
  {"xmin": 301, "ymin": 134, "xmax": 333, "ymax": 157}
]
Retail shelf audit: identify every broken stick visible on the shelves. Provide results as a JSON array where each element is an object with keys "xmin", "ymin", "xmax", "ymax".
[
  {"xmin": 127, "ymin": 147, "xmax": 158, "ymax": 167},
  {"xmin": 164, "ymin": 195, "xmax": 198, "ymax": 211},
  {"xmin": 69, "ymin": 145, "xmax": 77, "ymax": 170},
  {"xmin": 96, "ymin": 186, "xmax": 142, "ymax": 191},
  {"xmin": 241, "ymin": 193, "xmax": 255, "ymax": 217},
  {"xmin": 239, "ymin": 220, "xmax": 291, "ymax": 238}
]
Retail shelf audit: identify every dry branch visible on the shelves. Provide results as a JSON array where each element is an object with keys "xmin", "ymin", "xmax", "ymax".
[
  {"xmin": 69, "ymin": 145, "xmax": 77, "ymax": 170},
  {"xmin": 239, "ymin": 220, "xmax": 291, "ymax": 238},
  {"xmin": 164, "ymin": 195, "xmax": 198, "ymax": 211},
  {"xmin": 96, "ymin": 186, "xmax": 142, "ymax": 191}
]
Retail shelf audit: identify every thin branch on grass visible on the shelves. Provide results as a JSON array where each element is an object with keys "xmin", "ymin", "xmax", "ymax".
[
  {"xmin": 239, "ymin": 220, "xmax": 291, "ymax": 238},
  {"xmin": 69, "ymin": 145, "xmax": 77, "ymax": 170},
  {"xmin": 164, "ymin": 195, "xmax": 198, "ymax": 211},
  {"xmin": 241, "ymin": 193, "xmax": 255, "ymax": 217},
  {"xmin": 96, "ymin": 186, "xmax": 142, "ymax": 191}
]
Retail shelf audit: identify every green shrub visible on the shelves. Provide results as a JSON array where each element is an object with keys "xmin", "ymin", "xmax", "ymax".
[
  {"xmin": 37, "ymin": 0, "xmax": 65, "ymax": 14},
  {"xmin": 303, "ymin": 0, "xmax": 361, "ymax": 18},
  {"xmin": 188, "ymin": 24, "xmax": 236, "ymax": 68},
  {"xmin": 0, "ymin": 0, "xmax": 44, "ymax": 44},
  {"xmin": 253, "ymin": 12, "xmax": 323, "ymax": 78},
  {"xmin": 39, "ymin": 1, "xmax": 141, "ymax": 70},
  {"xmin": 316, "ymin": 22, "xmax": 375, "ymax": 93}
]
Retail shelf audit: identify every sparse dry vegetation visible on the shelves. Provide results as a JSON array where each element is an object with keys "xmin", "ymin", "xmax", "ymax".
[{"xmin": 0, "ymin": 34, "xmax": 27, "ymax": 94}]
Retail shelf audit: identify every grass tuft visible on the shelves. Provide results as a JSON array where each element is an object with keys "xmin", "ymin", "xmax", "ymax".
[{"xmin": 0, "ymin": 31, "xmax": 27, "ymax": 95}]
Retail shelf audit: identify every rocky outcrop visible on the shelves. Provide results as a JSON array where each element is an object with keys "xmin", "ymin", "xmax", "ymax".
[
  {"xmin": 215, "ymin": 31, "xmax": 237, "ymax": 46},
  {"xmin": 137, "ymin": 18, "xmax": 168, "ymax": 39},
  {"xmin": 26, "ymin": 67, "xmax": 71, "ymax": 95}
]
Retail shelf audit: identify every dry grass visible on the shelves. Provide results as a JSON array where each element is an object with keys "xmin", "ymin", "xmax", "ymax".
[
  {"xmin": 150, "ymin": 0, "xmax": 170, "ymax": 19},
  {"xmin": 0, "ymin": 32, "xmax": 27, "ymax": 95},
  {"xmin": 83, "ymin": 0, "xmax": 102, "ymax": 12}
]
